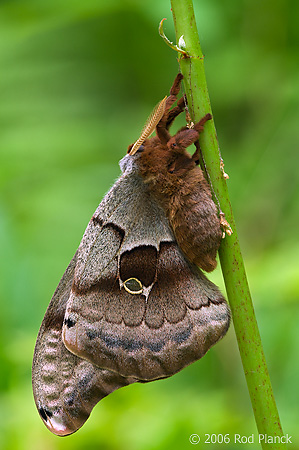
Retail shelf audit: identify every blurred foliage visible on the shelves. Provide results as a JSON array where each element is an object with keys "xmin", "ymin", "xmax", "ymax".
[{"xmin": 0, "ymin": 0, "xmax": 298, "ymax": 449}]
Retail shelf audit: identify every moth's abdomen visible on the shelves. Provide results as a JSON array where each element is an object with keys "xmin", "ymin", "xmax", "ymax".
[
  {"xmin": 143, "ymin": 164, "xmax": 223, "ymax": 273},
  {"xmin": 169, "ymin": 187, "xmax": 222, "ymax": 272},
  {"xmin": 138, "ymin": 143, "xmax": 222, "ymax": 272}
]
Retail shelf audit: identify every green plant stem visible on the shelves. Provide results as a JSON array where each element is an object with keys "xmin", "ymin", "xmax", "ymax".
[{"xmin": 170, "ymin": 1, "xmax": 286, "ymax": 448}]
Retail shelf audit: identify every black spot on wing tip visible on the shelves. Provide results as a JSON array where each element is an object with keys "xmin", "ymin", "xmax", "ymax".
[
  {"xmin": 39, "ymin": 407, "xmax": 53, "ymax": 421},
  {"xmin": 64, "ymin": 317, "xmax": 76, "ymax": 328}
]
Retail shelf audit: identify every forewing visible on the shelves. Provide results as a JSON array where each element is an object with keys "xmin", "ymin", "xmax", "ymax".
[
  {"xmin": 62, "ymin": 171, "xmax": 230, "ymax": 381},
  {"xmin": 32, "ymin": 252, "xmax": 136, "ymax": 436}
]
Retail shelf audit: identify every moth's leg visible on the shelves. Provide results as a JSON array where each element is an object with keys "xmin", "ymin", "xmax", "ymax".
[
  {"xmin": 190, "ymin": 113, "xmax": 212, "ymax": 162},
  {"xmin": 156, "ymin": 73, "xmax": 184, "ymax": 144},
  {"xmin": 166, "ymin": 96, "xmax": 185, "ymax": 130},
  {"xmin": 156, "ymin": 122, "xmax": 171, "ymax": 144},
  {"xmin": 191, "ymin": 141, "xmax": 201, "ymax": 165},
  {"xmin": 163, "ymin": 74, "xmax": 184, "ymax": 117},
  {"xmin": 170, "ymin": 72, "xmax": 183, "ymax": 96},
  {"xmin": 168, "ymin": 113, "xmax": 212, "ymax": 149},
  {"xmin": 193, "ymin": 113, "xmax": 212, "ymax": 133},
  {"xmin": 168, "ymin": 128, "xmax": 199, "ymax": 151}
]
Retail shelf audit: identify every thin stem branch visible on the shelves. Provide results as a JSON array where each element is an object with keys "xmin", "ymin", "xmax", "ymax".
[{"xmin": 170, "ymin": 1, "xmax": 286, "ymax": 448}]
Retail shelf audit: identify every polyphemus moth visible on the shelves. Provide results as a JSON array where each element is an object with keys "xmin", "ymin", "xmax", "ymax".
[{"xmin": 32, "ymin": 73, "xmax": 230, "ymax": 436}]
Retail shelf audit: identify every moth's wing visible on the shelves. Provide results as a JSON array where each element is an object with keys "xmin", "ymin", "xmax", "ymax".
[
  {"xmin": 32, "ymin": 252, "xmax": 136, "ymax": 436},
  {"xmin": 62, "ymin": 170, "xmax": 230, "ymax": 381}
]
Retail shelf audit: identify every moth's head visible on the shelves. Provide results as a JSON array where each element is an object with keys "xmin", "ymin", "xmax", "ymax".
[
  {"xmin": 121, "ymin": 138, "xmax": 163, "ymax": 175},
  {"xmin": 129, "ymin": 133, "xmax": 171, "ymax": 157}
]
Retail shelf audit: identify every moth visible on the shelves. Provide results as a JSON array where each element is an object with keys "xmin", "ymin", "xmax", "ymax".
[{"xmin": 32, "ymin": 73, "xmax": 230, "ymax": 436}]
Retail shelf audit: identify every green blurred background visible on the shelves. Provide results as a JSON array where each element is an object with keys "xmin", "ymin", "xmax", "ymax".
[{"xmin": 0, "ymin": 0, "xmax": 298, "ymax": 449}]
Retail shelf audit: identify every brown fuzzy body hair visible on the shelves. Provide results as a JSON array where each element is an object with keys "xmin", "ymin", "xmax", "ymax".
[{"xmin": 130, "ymin": 74, "xmax": 222, "ymax": 272}]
